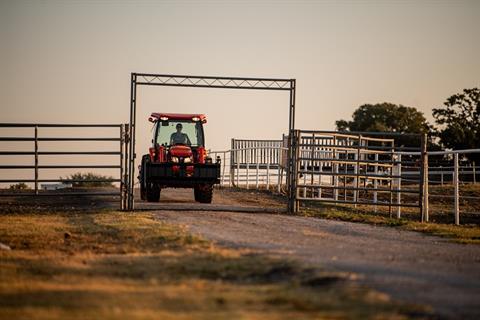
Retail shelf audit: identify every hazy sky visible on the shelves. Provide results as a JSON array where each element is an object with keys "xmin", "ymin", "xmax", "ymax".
[{"xmin": 1, "ymin": 0, "xmax": 479, "ymax": 183}]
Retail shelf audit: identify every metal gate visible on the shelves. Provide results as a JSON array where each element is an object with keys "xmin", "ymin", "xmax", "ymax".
[
  {"xmin": 290, "ymin": 130, "xmax": 427, "ymax": 217},
  {"xmin": 0, "ymin": 123, "xmax": 129, "ymax": 209}
]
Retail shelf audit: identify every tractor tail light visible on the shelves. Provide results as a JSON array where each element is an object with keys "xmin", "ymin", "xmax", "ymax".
[
  {"xmin": 197, "ymin": 147, "xmax": 206, "ymax": 164},
  {"xmin": 149, "ymin": 147, "xmax": 156, "ymax": 161},
  {"xmin": 158, "ymin": 146, "xmax": 165, "ymax": 162}
]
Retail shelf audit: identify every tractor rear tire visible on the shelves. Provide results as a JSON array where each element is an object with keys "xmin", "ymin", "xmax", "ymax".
[
  {"xmin": 139, "ymin": 155, "xmax": 150, "ymax": 201},
  {"xmin": 146, "ymin": 183, "xmax": 160, "ymax": 202},
  {"xmin": 194, "ymin": 184, "xmax": 213, "ymax": 203}
]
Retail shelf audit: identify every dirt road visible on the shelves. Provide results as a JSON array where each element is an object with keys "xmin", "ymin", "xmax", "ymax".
[{"xmin": 149, "ymin": 188, "xmax": 480, "ymax": 319}]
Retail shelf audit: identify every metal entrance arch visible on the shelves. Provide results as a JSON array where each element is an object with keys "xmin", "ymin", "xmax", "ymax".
[{"xmin": 127, "ymin": 73, "xmax": 297, "ymax": 212}]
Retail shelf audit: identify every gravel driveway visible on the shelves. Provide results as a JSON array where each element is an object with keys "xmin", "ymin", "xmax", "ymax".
[{"xmin": 150, "ymin": 189, "xmax": 480, "ymax": 319}]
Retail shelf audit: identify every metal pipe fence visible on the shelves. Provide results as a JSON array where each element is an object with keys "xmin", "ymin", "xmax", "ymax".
[
  {"xmin": 0, "ymin": 123, "xmax": 129, "ymax": 210},
  {"xmin": 400, "ymin": 149, "xmax": 480, "ymax": 225},
  {"xmin": 209, "ymin": 145, "xmax": 288, "ymax": 193},
  {"xmin": 292, "ymin": 130, "xmax": 425, "ymax": 216}
]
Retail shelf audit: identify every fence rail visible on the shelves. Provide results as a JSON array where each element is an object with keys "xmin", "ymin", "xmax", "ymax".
[
  {"xmin": 220, "ymin": 136, "xmax": 479, "ymax": 225},
  {"xmin": 400, "ymin": 148, "xmax": 480, "ymax": 225},
  {"xmin": 0, "ymin": 123, "xmax": 129, "ymax": 209}
]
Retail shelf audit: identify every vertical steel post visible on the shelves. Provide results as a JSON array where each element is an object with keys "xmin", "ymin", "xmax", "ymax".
[
  {"xmin": 128, "ymin": 73, "xmax": 137, "ymax": 210},
  {"xmin": 230, "ymin": 139, "xmax": 234, "ymax": 187},
  {"xmin": 123, "ymin": 124, "xmax": 129, "ymax": 211},
  {"xmin": 34, "ymin": 126, "xmax": 38, "ymax": 195},
  {"xmin": 246, "ymin": 150, "xmax": 249, "ymax": 189},
  {"xmin": 332, "ymin": 135, "xmax": 338, "ymax": 202},
  {"xmin": 396, "ymin": 153, "xmax": 402, "ymax": 219},
  {"xmin": 236, "ymin": 150, "xmax": 240, "ymax": 187},
  {"xmin": 454, "ymin": 152, "xmax": 460, "ymax": 225},
  {"xmin": 388, "ymin": 142, "xmax": 394, "ymax": 217},
  {"xmin": 374, "ymin": 153, "xmax": 378, "ymax": 212},
  {"xmin": 294, "ymin": 130, "xmax": 301, "ymax": 212},
  {"xmin": 119, "ymin": 124, "xmax": 124, "ymax": 210},
  {"xmin": 266, "ymin": 158, "xmax": 270, "ymax": 191},
  {"xmin": 420, "ymin": 133, "xmax": 428, "ymax": 222},
  {"xmin": 256, "ymin": 156, "xmax": 259, "ymax": 189},
  {"xmin": 287, "ymin": 79, "xmax": 296, "ymax": 213},
  {"xmin": 354, "ymin": 135, "xmax": 361, "ymax": 207},
  {"xmin": 222, "ymin": 152, "xmax": 226, "ymax": 187},
  {"xmin": 277, "ymin": 158, "xmax": 281, "ymax": 193},
  {"xmin": 473, "ymin": 161, "xmax": 476, "ymax": 184}
]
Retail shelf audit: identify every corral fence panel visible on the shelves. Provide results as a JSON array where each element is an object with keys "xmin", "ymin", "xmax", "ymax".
[
  {"xmin": 0, "ymin": 123, "xmax": 130, "ymax": 210},
  {"xmin": 208, "ymin": 138, "xmax": 288, "ymax": 193},
  {"xmin": 290, "ymin": 130, "xmax": 426, "ymax": 216}
]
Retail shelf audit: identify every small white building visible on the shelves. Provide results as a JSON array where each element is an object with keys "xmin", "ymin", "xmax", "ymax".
[{"xmin": 41, "ymin": 183, "xmax": 73, "ymax": 191}]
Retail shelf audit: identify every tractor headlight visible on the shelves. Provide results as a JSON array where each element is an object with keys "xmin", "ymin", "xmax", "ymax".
[
  {"xmin": 171, "ymin": 156, "xmax": 179, "ymax": 163},
  {"xmin": 184, "ymin": 157, "xmax": 192, "ymax": 163}
]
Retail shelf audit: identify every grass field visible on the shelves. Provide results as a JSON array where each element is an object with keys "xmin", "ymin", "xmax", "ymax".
[{"xmin": 0, "ymin": 210, "xmax": 431, "ymax": 319}]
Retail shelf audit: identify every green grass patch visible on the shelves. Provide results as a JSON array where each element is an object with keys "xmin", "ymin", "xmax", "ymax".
[{"xmin": 303, "ymin": 205, "xmax": 480, "ymax": 244}]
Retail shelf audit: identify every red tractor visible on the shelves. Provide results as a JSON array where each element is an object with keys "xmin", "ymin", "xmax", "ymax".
[{"xmin": 139, "ymin": 113, "xmax": 220, "ymax": 203}]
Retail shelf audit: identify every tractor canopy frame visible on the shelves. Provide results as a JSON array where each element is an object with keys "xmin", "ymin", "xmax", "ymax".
[{"xmin": 127, "ymin": 73, "xmax": 297, "ymax": 212}]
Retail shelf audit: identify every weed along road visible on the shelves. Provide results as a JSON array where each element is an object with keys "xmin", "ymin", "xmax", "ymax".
[{"xmin": 152, "ymin": 188, "xmax": 480, "ymax": 319}]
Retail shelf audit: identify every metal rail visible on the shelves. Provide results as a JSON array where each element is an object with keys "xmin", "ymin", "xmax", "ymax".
[
  {"xmin": 400, "ymin": 148, "xmax": 480, "ymax": 225},
  {"xmin": 291, "ymin": 130, "xmax": 425, "ymax": 217},
  {"xmin": 0, "ymin": 123, "xmax": 129, "ymax": 208}
]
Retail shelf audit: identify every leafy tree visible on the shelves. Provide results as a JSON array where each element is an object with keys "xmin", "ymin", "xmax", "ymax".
[
  {"xmin": 61, "ymin": 172, "xmax": 114, "ymax": 188},
  {"xmin": 9, "ymin": 182, "xmax": 30, "ymax": 190},
  {"xmin": 336, "ymin": 103, "xmax": 432, "ymax": 148},
  {"xmin": 432, "ymin": 88, "xmax": 480, "ymax": 162}
]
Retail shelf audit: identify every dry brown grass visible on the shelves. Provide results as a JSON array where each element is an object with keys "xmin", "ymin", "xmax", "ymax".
[{"xmin": 0, "ymin": 211, "xmax": 430, "ymax": 319}]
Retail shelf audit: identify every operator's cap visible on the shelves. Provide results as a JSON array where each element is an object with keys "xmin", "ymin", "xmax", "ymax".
[{"xmin": 176, "ymin": 123, "xmax": 183, "ymax": 128}]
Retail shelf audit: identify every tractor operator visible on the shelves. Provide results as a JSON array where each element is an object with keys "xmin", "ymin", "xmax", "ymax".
[{"xmin": 170, "ymin": 123, "xmax": 191, "ymax": 145}]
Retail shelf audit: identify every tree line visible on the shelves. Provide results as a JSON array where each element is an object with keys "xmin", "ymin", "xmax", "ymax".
[{"xmin": 335, "ymin": 88, "xmax": 479, "ymax": 162}]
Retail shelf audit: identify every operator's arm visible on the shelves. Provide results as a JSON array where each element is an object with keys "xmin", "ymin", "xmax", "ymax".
[
  {"xmin": 169, "ymin": 133, "xmax": 175, "ymax": 145},
  {"xmin": 185, "ymin": 134, "xmax": 192, "ymax": 146}
]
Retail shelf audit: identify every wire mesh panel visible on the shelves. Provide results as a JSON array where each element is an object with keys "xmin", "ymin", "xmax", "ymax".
[{"xmin": 293, "ymin": 130, "xmax": 424, "ymax": 214}]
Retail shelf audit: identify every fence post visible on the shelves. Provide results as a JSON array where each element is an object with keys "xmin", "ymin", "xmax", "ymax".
[
  {"xmin": 354, "ymin": 135, "xmax": 361, "ymax": 208},
  {"xmin": 454, "ymin": 152, "xmax": 460, "ymax": 225},
  {"xmin": 124, "ymin": 124, "xmax": 130, "ymax": 211},
  {"xmin": 230, "ymin": 139, "xmax": 235, "ymax": 187},
  {"xmin": 333, "ymin": 135, "xmax": 338, "ymax": 202},
  {"xmin": 396, "ymin": 153, "xmax": 402, "ymax": 219},
  {"xmin": 374, "ymin": 153, "xmax": 378, "ymax": 212},
  {"xmin": 420, "ymin": 133, "xmax": 429, "ymax": 222},
  {"xmin": 277, "ymin": 163, "xmax": 281, "ymax": 193},
  {"xmin": 222, "ymin": 152, "xmax": 226, "ymax": 187},
  {"xmin": 120, "ymin": 124, "xmax": 124, "ymax": 210},
  {"xmin": 34, "ymin": 125, "xmax": 39, "ymax": 195},
  {"xmin": 246, "ymin": 150, "xmax": 249, "ymax": 189},
  {"xmin": 236, "ymin": 150, "xmax": 240, "ymax": 187},
  {"xmin": 473, "ymin": 161, "xmax": 476, "ymax": 184},
  {"xmin": 266, "ymin": 158, "xmax": 270, "ymax": 191}
]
